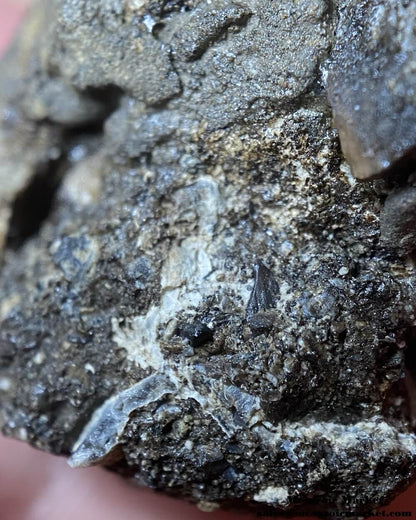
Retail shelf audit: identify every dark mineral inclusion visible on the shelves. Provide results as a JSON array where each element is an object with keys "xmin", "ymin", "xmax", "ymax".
[{"xmin": 1, "ymin": 0, "xmax": 416, "ymax": 515}]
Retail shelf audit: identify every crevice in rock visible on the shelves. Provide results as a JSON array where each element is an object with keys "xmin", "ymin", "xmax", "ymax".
[
  {"xmin": 404, "ymin": 327, "xmax": 416, "ymax": 429},
  {"xmin": 5, "ymin": 85, "xmax": 124, "ymax": 251},
  {"xmin": 82, "ymin": 84, "xmax": 123, "ymax": 120},
  {"xmin": 181, "ymin": 9, "xmax": 252, "ymax": 62},
  {"xmin": 381, "ymin": 147, "xmax": 416, "ymax": 186},
  {"xmin": 5, "ymin": 155, "xmax": 65, "ymax": 250}
]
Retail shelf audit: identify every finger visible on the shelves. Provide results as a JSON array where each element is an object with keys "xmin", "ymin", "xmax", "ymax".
[
  {"xmin": 0, "ymin": 435, "xmax": 257, "ymax": 520},
  {"xmin": 0, "ymin": 0, "xmax": 30, "ymax": 56}
]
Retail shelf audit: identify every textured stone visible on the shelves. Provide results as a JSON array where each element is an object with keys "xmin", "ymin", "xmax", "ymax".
[
  {"xmin": 1, "ymin": 0, "xmax": 416, "ymax": 515},
  {"xmin": 380, "ymin": 186, "xmax": 416, "ymax": 254},
  {"xmin": 327, "ymin": 0, "xmax": 416, "ymax": 180}
]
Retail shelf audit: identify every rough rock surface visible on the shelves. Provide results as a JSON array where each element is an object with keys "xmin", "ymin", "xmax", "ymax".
[
  {"xmin": 1, "ymin": 0, "xmax": 416, "ymax": 515},
  {"xmin": 327, "ymin": 0, "xmax": 416, "ymax": 180}
]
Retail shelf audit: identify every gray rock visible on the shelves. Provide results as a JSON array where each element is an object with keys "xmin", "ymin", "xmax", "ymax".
[
  {"xmin": 380, "ymin": 187, "xmax": 416, "ymax": 254},
  {"xmin": 326, "ymin": 0, "xmax": 416, "ymax": 180},
  {"xmin": 1, "ymin": 0, "xmax": 416, "ymax": 515}
]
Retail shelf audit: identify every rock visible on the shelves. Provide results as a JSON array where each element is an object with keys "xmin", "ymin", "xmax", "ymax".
[
  {"xmin": 175, "ymin": 321, "xmax": 214, "ymax": 348},
  {"xmin": 326, "ymin": 1, "xmax": 416, "ymax": 180},
  {"xmin": 1, "ymin": 0, "xmax": 416, "ymax": 515},
  {"xmin": 380, "ymin": 187, "xmax": 416, "ymax": 254},
  {"xmin": 246, "ymin": 262, "xmax": 279, "ymax": 318}
]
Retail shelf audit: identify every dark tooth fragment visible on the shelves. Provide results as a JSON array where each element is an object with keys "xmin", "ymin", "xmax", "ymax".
[{"xmin": 246, "ymin": 262, "xmax": 279, "ymax": 318}]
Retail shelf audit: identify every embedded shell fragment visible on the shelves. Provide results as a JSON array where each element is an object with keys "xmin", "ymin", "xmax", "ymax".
[{"xmin": 1, "ymin": 0, "xmax": 416, "ymax": 515}]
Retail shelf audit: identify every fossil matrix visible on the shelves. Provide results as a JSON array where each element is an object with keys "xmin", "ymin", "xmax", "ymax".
[{"xmin": 1, "ymin": 0, "xmax": 416, "ymax": 514}]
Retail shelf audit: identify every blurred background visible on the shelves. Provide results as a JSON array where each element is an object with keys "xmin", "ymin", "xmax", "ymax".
[{"xmin": 0, "ymin": 0, "xmax": 30, "ymax": 56}]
